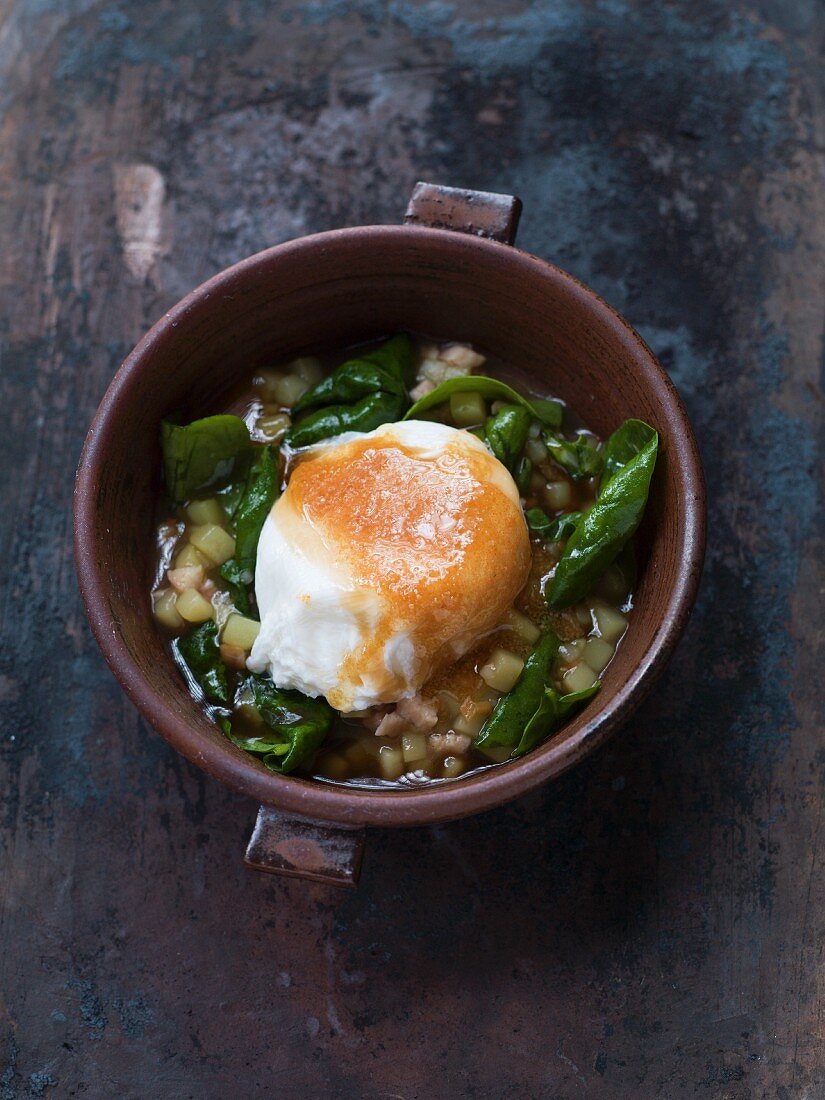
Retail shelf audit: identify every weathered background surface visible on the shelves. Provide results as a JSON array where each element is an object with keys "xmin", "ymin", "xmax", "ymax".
[{"xmin": 1, "ymin": 1, "xmax": 823, "ymax": 1096}]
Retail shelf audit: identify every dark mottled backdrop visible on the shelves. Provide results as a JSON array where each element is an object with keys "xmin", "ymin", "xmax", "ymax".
[{"xmin": 1, "ymin": 1, "xmax": 822, "ymax": 1097}]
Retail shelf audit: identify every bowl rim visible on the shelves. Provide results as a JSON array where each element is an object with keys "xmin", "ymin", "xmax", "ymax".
[{"xmin": 74, "ymin": 223, "xmax": 706, "ymax": 827}]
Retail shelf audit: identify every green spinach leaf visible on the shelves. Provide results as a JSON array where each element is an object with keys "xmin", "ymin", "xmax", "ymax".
[
  {"xmin": 485, "ymin": 404, "xmax": 532, "ymax": 472},
  {"xmin": 525, "ymin": 507, "xmax": 584, "ymax": 542},
  {"xmin": 542, "ymin": 431, "xmax": 603, "ymax": 481},
  {"xmin": 514, "ymin": 455, "xmax": 533, "ymax": 496},
  {"xmin": 161, "ymin": 415, "xmax": 252, "ymax": 504},
  {"xmin": 175, "ymin": 621, "xmax": 231, "ymax": 706},
  {"xmin": 287, "ymin": 334, "xmax": 415, "ymax": 447},
  {"xmin": 218, "ymin": 559, "xmax": 253, "ymax": 615},
  {"xmin": 475, "ymin": 630, "xmax": 560, "ymax": 755},
  {"xmin": 514, "ymin": 682, "xmax": 600, "ymax": 756},
  {"xmin": 404, "ymin": 376, "xmax": 564, "ymax": 427},
  {"xmin": 232, "ymin": 446, "xmax": 279, "ymax": 563},
  {"xmin": 227, "ymin": 675, "xmax": 333, "ymax": 774},
  {"xmin": 601, "ymin": 418, "xmax": 658, "ymax": 485},
  {"xmin": 547, "ymin": 428, "xmax": 658, "ymax": 608}
]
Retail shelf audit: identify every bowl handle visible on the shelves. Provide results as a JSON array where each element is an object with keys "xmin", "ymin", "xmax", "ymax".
[
  {"xmin": 244, "ymin": 806, "xmax": 365, "ymax": 887},
  {"xmin": 404, "ymin": 181, "xmax": 522, "ymax": 245}
]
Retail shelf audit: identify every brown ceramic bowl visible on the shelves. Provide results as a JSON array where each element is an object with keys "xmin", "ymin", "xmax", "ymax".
[{"xmin": 75, "ymin": 184, "xmax": 705, "ymax": 884}]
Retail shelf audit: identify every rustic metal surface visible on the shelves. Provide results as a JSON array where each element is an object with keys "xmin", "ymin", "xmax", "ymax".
[
  {"xmin": 404, "ymin": 181, "xmax": 523, "ymax": 242},
  {"xmin": 0, "ymin": 1, "xmax": 822, "ymax": 1097}
]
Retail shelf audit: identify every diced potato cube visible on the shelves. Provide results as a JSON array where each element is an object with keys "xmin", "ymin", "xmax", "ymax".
[
  {"xmin": 256, "ymin": 412, "xmax": 291, "ymax": 442},
  {"xmin": 449, "ymin": 391, "xmax": 486, "ymax": 427},
  {"xmin": 167, "ymin": 564, "xmax": 204, "ymax": 592},
  {"xmin": 176, "ymin": 588, "xmax": 214, "ymax": 623},
  {"xmin": 342, "ymin": 740, "xmax": 373, "ymax": 772},
  {"xmin": 256, "ymin": 370, "xmax": 283, "ymax": 402},
  {"xmin": 557, "ymin": 638, "xmax": 586, "ymax": 667},
  {"xmin": 439, "ymin": 344, "xmax": 486, "ymax": 371},
  {"xmin": 316, "ymin": 752, "xmax": 350, "ymax": 781},
  {"xmin": 174, "ymin": 543, "xmax": 208, "ymax": 570},
  {"xmin": 272, "ymin": 373, "xmax": 309, "ymax": 407},
  {"xmin": 506, "ymin": 609, "xmax": 541, "ymax": 645},
  {"xmin": 480, "ymin": 648, "xmax": 525, "ymax": 693},
  {"xmin": 442, "ymin": 755, "xmax": 467, "ymax": 779},
  {"xmin": 220, "ymin": 643, "xmax": 248, "ymax": 671},
  {"xmin": 153, "ymin": 588, "xmax": 184, "ymax": 631},
  {"xmin": 584, "ymin": 636, "xmax": 615, "ymax": 674},
  {"xmin": 420, "ymin": 357, "xmax": 468, "ymax": 384},
  {"xmin": 562, "ymin": 662, "xmax": 598, "ymax": 694},
  {"xmin": 590, "ymin": 599, "xmax": 628, "ymax": 644},
  {"xmin": 222, "ymin": 613, "xmax": 261, "ymax": 650},
  {"xmin": 289, "ymin": 357, "xmax": 323, "ymax": 384},
  {"xmin": 526, "ymin": 437, "xmax": 548, "ymax": 465},
  {"xmin": 435, "ymin": 690, "xmax": 461, "ymax": 722},
  {"xmin": 543, "ymin": 480, "xmax": 573, "ymax": 511},
  {"xmin": 189, "ymin": 523, "xmax": 235, "ymax": 566},
  {"xmin": 185, "ymin": 497, "xmax": 225, "ymax": 526},
  {"xmin": 401, "ymin": 732, "xmax": 429, "ymax": 765},
  {"xmin": 377, "ymin": 744, "xmax": 405, "ymax": 780},
  {"xmin": 453, "ymin": 710, "xmax": 488, "ymax": 738}
]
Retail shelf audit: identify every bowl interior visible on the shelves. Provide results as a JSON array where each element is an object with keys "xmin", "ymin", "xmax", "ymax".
[{"xmin": 75, "ymin": 226, "xmax": 704, "ymax": 826}]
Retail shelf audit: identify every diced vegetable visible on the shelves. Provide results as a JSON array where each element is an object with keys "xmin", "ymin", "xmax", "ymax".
[
  {"xmin": 526, "ymin": 437, "xmax": 548, "ymax": 465},
  {"xmin": 189, "ymin": 523, "xmax": 236, "ymax": 566},
  {"xmin": 219, "ymin": 642, "xmax": 248, "ymax": 671},
  {"xmin": 543, "ymin": 480, "xmax": 573, "ymax": 511},
  {"xmin": 442, "ymin": 755, "xmax": 467, "ymax": 779},
  {"xmin": 480, "ymin": 648, "xmax": 526, "ymax": 693},
  {"xmin": 440, "ymin": 344, "xmax": 486, "ymax": 371},
  {"xmin": 290, "ymin": 357, "xmax": 323, "ymax": 384},
  {"xmin": 590, "ymin": 599, "xmax": 628, "ymax": 644},
  {"xmin": 272, "ymin": 373, "xmax": 309, "ymax": 407},
  {"xmin": 175, "ymin": 588, "xmax": 214, "ymax": 623},
  {"xmin": 153, "ymin": 588, "xmax": 184, "ymax": 631},
  {"xmin": 185, "ymin": 497, "xmax": 226, "ymax": 526},
  {"xmin": 222, "ymin": 613, "xmax": 261, "ymax": 650},
  {"xmin": 378, "ymin": 743, "xmax": 405, "ymax": 780},
  {"xmin": 562, "ymin": 662, "xmax": 598, "ymax": 693},
  {"xmin": 167, "ymin": 564, "xmax": 204, "ymax": 592},
  {"xmin": 449, "ymin": 391, "xmax": 486, "ymax": 427},
  {"xmin": 256, "ymin": 413, "xmax": 291, "ymax": 442},
  {"xmin": 401, "ymin": 732, "xmax": 429, "ymax": 765},
  {"xmin": 506, "ymin": 609, "xmax": 541, "ymax": 645},
  {"xmin": 583, "ymin": 636, "xmax": 615, "ymax": 673}
]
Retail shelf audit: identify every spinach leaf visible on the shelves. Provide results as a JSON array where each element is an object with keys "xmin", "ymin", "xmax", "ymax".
[
  {"xmin": 485, "ymin": 404, "xmax": 531, "ymax": 473},
  {"xmin": 404, "ymin": 375, "xmax": 564, "ymax": 428},
  {"xmin": 475, "ymin": 630, "xmax": 560, "ymax": 755},
  {"xmin": 542, "ymin": 431, "xmax": 603, "ymax": 481},
  {"xmin": 515, "ymin": 455, "xmax": 533, "ymax": 496},
  {"xmin": 227, "ymin": 675, "xmax": 333, "ymax": 774},
  {"xmin": 175, "ymin": 621, "xmax": 231, "ymax": 706},
  {"xmin": 546, "ymin": 429, "xmax": 658, "ymax": 609},
  {"xmin": 217, "ymin": 446, "xmax": 279, "ymax": 616},
  {"xmin": 218, "ymin": 558, "xmax": 253, "ymax": 615},
  {"xmin": 161, "ymin": 415, "xmax": 252, "ymax": 504},
  {"xmin": 232, "ymin": 446, "xmax": 279, "ymax": 563},
  {"xmin": 287, "ymin": 334, "xmax": 415, "ymax": 447},
  {"xmin": 601, "ymin": 418, "xmax": 658, "ymax": 485},
  {"xmin": 514, "ymin": 682, "xmax": 600, "ymax": 756},
  {"xmin": 525, "ymin": 507, "xmax": 584, "ymax": 542}
]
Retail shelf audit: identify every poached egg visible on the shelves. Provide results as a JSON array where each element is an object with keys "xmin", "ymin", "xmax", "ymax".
[{"xmin": 247, "ymin": 420, "xmax": 531, "ymax": 711}]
